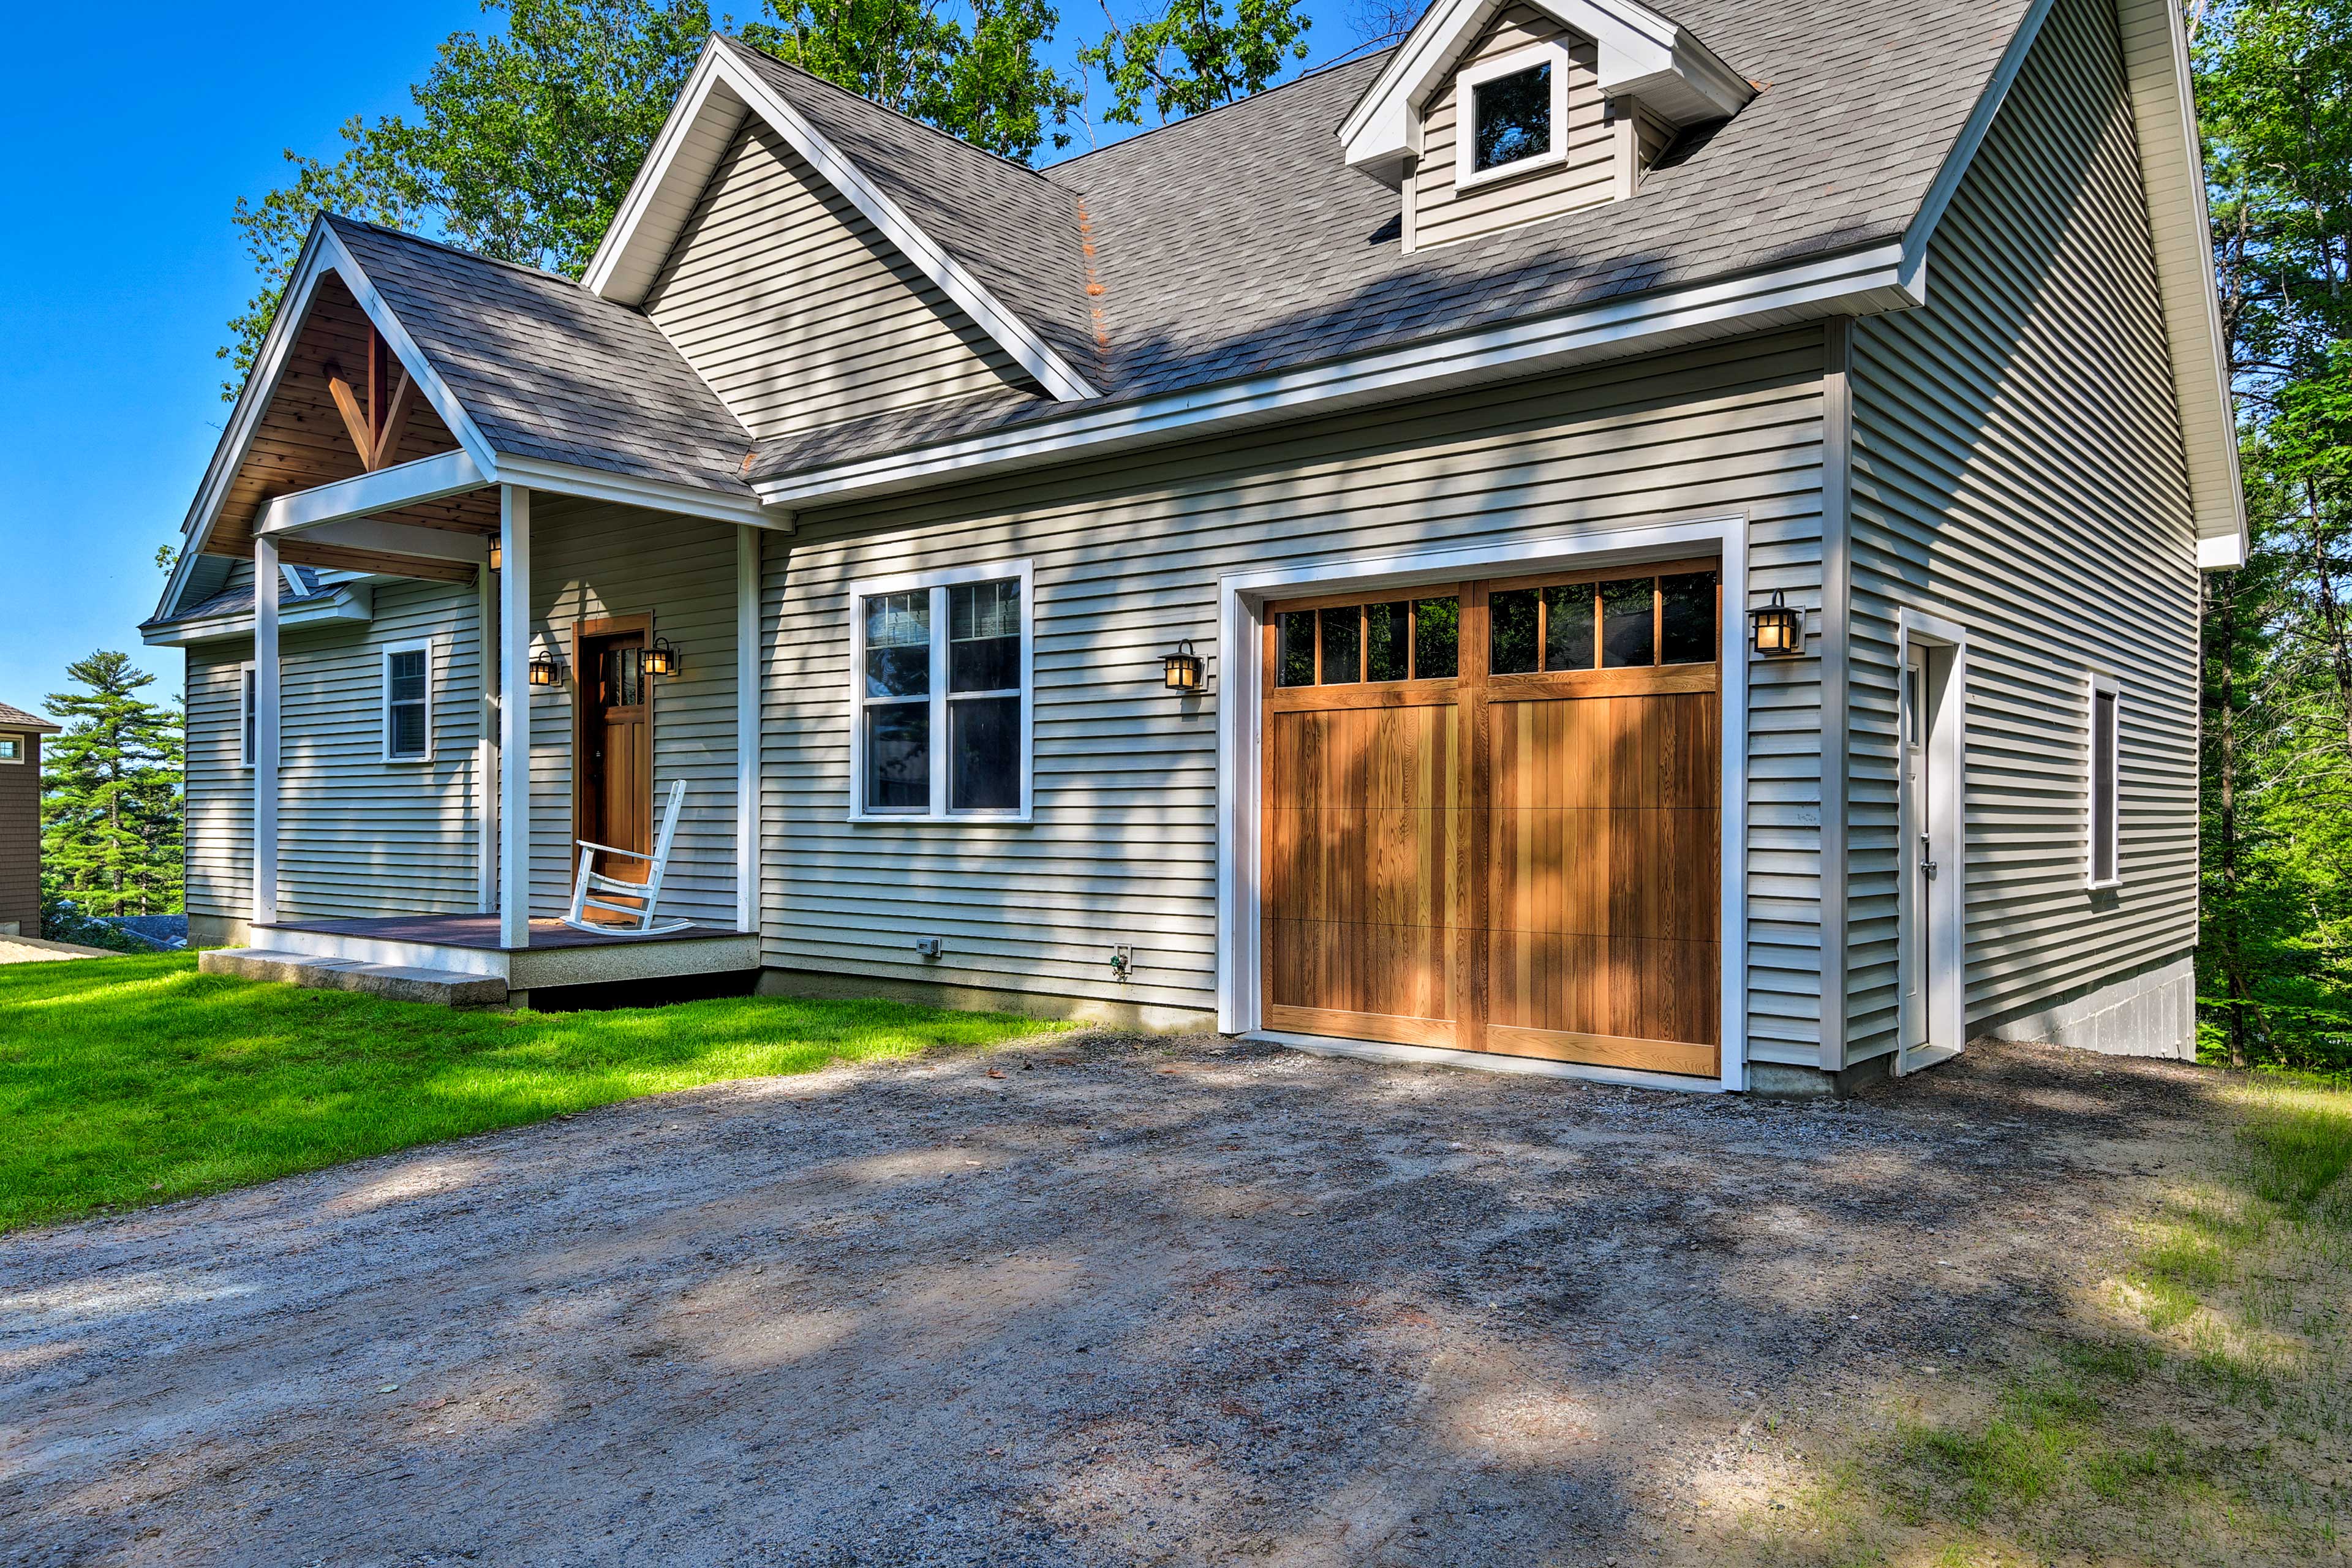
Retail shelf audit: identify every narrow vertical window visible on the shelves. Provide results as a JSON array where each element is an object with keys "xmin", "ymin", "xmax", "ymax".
[
  {"xmin": 384, "ymin": 644, "xmax": 432, "ymax": 762},
  {"xmin": 2089, "ymin": 680, "xmax": 2119, "ymax": 886},
  {"xmin": 852, "ymin": 566, "xmax": 1031, "ymax": 819},
  {"xmin": 239, "ymin": 665, "xmax": 257, "ymax": 767}
]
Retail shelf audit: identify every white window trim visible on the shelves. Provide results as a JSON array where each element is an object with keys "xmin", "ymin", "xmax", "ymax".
[
  {"xmin": 1453, "ymin": 40, "xmax": 1572, "ymax": 193},
  {"xmin": 846, "ymin": 559, "xmax": 1035, "ymax": 824},
  {"xmin": 235, "ymin": 663, "xmax": 256, "ymax": 769},
  {"xmin": 0, "ymin": 733, "xmax": 24, "ymax": 764},
  {"xmin": 2086, "ymin": 670, "xmax": 2121, "ymax": 889},
  {"xmin": 382, "ymin": 639, "xmax": 435, "ymax": 766}
]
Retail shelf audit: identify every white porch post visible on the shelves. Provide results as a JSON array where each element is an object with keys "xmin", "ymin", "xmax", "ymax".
[
  {"xmin": 499, "ymin": 486, "xmax": 531, "ymax": 948},
  {"xmin": 736, "ymin": 524, "xmax": 760, "ymax": 935},
  {"xmin": 477, "ymin": 562, "xmax": 500, "ymax": 913},
  {"xmin": 251, "ymin": 535, "xmax": 281, "ymax": 929}
]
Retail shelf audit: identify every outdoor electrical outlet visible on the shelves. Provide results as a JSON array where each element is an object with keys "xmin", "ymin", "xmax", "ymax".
[
  {"xmin": 1110, "ymin": 944, "xmax": 1133, "ymax": 980},
  {"xmin": 914, "ymin": 936, "xmax": 944, "ymax": 959}
]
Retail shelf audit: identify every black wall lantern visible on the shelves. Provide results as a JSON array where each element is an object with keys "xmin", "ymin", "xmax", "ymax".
[
  {"xmin": 528, "ymin": 647, "xmax": 562, "ymax": 687},
  {"xmin": 642, "ymin": 636, "xmax": 680, "ymax": 677},
  {"xmin": 487, "ymin": 538, "xmax": 502, "ymax": 572},
  {"xmin": 1750, "ymin": 590, "xmax": 1804, "ymax": 657},
  {"xmin": 1161, "ymin": 639, "xmax": 1204, "ymax": 693}
]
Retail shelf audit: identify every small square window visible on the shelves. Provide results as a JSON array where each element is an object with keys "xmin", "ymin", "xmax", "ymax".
[
  {"xmin": 1473, "ymin": 62, "xmax": 1552, "ymax": 173},
  {"xmin": 0, "ymin": 735, "xmax": 23, "ymax": 764}
]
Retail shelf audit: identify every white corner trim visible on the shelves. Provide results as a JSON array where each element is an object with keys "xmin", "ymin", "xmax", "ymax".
[
  {"xmin": 1213, "ymin": 513, "xmax": 1751, "ymax": 1094},
  {"xmin": 844, "ymin": 557, "xmax": 1036, "ymax": 825},
  {"xmin": 584, "ymin": 40, "xmax": 1098, "ymax": 404},
  {"xmin": 255, "ymin": 449, "xmax": 491, "ymax": 538},
  {"xmin": 489, "ymin": 454, "xmax": 777, "ymax": 527},
  {"xmin": 757, "ymin": 241, "xmax": 1918, "ymax": 510},
  {"xmin": 2197, "ymin": 533, "xmax": 2245, "ymax": 571},
  {"xmin": 736, "ymin": 524, "xmax": 761, "ymax": 935},
  {"xmin": 1340, "ymin": 0, "xmax": 1753, "ymax": 186}
]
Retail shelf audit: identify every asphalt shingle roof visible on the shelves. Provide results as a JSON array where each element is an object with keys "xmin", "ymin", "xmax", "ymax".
[
  {"xmin": 143, "ymin": 567, "xmax": 336, "ymax": 630},
  {"xmin": 0, "ymin": 700, "xmax": 59, "ymax": 733},
  {"xmin": 310, "ymin": 0, "xmax": 2030, "ymax": 494}
]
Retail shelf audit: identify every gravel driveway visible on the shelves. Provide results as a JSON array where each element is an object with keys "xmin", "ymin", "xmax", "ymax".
[{"xmin": 0, "ymin": 1033, "xmax": 2212, "ymax": 1566}]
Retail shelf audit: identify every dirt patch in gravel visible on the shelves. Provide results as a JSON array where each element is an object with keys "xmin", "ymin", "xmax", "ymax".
[{"xmin": 0, "ymin": 1035, "xmax": 2223, "ymax": 1566}]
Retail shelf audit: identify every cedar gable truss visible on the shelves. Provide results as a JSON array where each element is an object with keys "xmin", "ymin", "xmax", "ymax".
[{"xmin": 200, "ymin": 272, "xmax": 497, "ymax": 583}]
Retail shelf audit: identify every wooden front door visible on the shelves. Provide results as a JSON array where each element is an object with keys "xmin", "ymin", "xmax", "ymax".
[
  {"xmin": 573, "ymin": 617, "xmax": 654, "ymax": 918},
  {"xmin": 1261, "ymin": 560, "xmax": 1722, "ymax": 1078}
]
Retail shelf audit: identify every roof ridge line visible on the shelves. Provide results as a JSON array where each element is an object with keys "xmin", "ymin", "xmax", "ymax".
[{"xmin": 1043, "ymin": 48, "xmax": 1395, "ymax": 178}]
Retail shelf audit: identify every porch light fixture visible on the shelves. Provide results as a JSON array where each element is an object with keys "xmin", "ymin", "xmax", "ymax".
[
  {"xmin": 528, "ymin": 647, "xmax": 562, "ymax": 687},
  {"xmin": 1161, "ymin": 640, "xmax": 1204, "ymax": 693},
  {"xmin": 1750, "ymin": 590, "xmax": 1804, "ymax": 657},
  {"xmin": 488, "ymin": 539, "xmax": 502, "ymax": 571},
  {"xmin": 642, "ymin": 636, "xmax": 680, "ymax": 677}
]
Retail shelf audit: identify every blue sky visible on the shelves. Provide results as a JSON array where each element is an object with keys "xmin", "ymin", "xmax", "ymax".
[{"xmin": 0, "ymin": 1, "xmax": 1368, "ymax": 718}]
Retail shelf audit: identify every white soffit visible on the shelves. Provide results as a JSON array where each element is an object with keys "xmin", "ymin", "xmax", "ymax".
[
  {"xmin": 582, "ymin": 36, "xmax": 1098, "ymax": 403},
  {"xmin": 1339, "ymin": 0, "xmax": 1755, "ymax": 187}
]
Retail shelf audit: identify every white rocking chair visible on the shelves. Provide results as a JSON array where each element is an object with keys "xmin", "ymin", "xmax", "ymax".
[{"xmin": 564, "ymin": 778, "xmax": 693, "ymax": 935}]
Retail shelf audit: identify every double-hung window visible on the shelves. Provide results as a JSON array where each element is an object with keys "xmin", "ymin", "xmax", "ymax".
[
  {"xmin": 850, "ymin": 563, "xmax": 1032, "ymax": 820},
  {"xmin": 383, "ymin": 641, "xmax": 433, "ymax": 763},
  {"xmin": 2086, "ymin": 674, "xmax": 2119, "ymax": 888}
]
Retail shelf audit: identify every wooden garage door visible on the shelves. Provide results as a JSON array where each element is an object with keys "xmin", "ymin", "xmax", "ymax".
[{"xmin": 1261, "ymin": 561, "xmax": 1721, "ymax": 1077}]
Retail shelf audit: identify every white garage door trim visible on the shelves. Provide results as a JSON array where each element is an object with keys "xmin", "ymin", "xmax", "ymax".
[{"xmin": 1215, "ymin": 511, "xmax": 1752, "ymax": 1093}]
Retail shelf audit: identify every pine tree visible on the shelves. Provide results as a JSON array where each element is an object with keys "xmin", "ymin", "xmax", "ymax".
[{"xmin": 40, "ymin": 652, "xmax": 185, "ymax": 918}]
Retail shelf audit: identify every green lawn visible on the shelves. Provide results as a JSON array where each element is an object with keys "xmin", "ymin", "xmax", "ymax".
[{"xmin": 0, "ymin": 953, "xmax": 1062, "ymax": 1232}]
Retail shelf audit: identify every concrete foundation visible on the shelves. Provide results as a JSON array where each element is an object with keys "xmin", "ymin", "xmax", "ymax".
[
  {"xmin": 1983, "ymin": 951, "xmax": 2197, "ymax": 1061},
  {"xmin": 755, "ymin": 967, "xmax": 1216, "ymax": 1033}
]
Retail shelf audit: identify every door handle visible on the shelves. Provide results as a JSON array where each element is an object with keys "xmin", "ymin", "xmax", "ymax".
[{"xmin": 1918, "ymin": 834, "xmax": 1937, "ymax": 878}]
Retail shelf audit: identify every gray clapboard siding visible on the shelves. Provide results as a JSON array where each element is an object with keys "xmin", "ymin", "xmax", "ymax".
[
  {"xmin": 1412, "ymin": 6, "xmax": 1618, "ymax": 252},
  {"xmin": 183, "ymin": 568, "xmax": 484, "ymax": 921},
  {"xmin": 644, "ymin": 119, "xmax": 1031, "ymax": 440},
  {"xmin": 762, "ymin": 330, "xmax": 1834, "ymax": 1052},
  {"xmin": 1844, "ymin": 0, "xmax": 2199, "ymax": 1062},
  {"xmin": 524, "ymin": 495, "xmax": 742, "ymax": 928}
]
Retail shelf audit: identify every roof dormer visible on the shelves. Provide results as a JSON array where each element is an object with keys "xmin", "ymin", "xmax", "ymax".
[{"xmin": 1341, "ymin": 0, "xmax": 1753, "ymax": 251}]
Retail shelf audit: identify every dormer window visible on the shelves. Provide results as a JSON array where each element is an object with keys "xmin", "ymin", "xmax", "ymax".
[{"xmin": 1457, "ymin": 43, "xmax": 1572, "ymax": 189}]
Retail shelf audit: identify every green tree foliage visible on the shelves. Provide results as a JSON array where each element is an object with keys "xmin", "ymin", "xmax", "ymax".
[
  {"xmin": 2196, "ymin": 0, "xmax": 2352, "ymax": 1069},
  {"xmin": 744, "ymin": 0, "xmax": 1079, "ymax": 159},
  {"xmin": 40, "ymin": 654, "xmax": 184, "ymax": 920},
  {"xmin": 1078, "ymin": 0, "xmax": 1312, "ymax": 126}
]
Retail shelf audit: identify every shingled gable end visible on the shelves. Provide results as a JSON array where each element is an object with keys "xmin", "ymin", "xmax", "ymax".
[{"xmin": 149, "ymin": 0, "xmax": 2238, "ymax": 1092}]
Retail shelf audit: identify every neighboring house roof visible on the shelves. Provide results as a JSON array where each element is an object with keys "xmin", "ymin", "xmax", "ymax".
[{"xmin": 0, "ymin": 700, "xmax": 61, "ymax": 734}]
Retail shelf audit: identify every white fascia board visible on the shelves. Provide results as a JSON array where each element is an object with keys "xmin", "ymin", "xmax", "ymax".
[
  {"xmin": 757, "ymin": 239, "xmax": 1917, "ymax": 509},
  {"xmin": 140, "ymin": 586, "xmax": 375, "ymax": 649},
  {"xmin": 2117, "ymin": 0, "xmax": 2246, "ymax": 564},
  {"xmin": 255, "ymin": 449, "xmax": 491, "ymax": 537},
  {"xmin": 490, "ymin": 453, "xmax": 785, "ymax": 528},
  {"xmin": 1340, "ymin": 0, "xmax": 1753, "ymax": 186},
  {"xmin": 582, "ymin": 37, "xmax": 1098, "ymax": 405}
]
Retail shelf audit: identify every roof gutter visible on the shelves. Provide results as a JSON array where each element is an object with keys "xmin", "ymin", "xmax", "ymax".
[{"xmin": 755, "ymin": 239, "xmax": 1922, "ymax": 511}]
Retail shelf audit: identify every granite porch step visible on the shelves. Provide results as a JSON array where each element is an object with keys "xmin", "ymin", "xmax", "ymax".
[{"xmin": 200, "ymin": 948, "xmax": 510, "ymax": 1008}]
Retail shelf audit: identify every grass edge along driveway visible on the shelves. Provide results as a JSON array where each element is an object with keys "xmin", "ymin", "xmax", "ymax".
[{"xmin": 0, "ymin": 953, "xmax": 1063, "ymax": 1232}]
